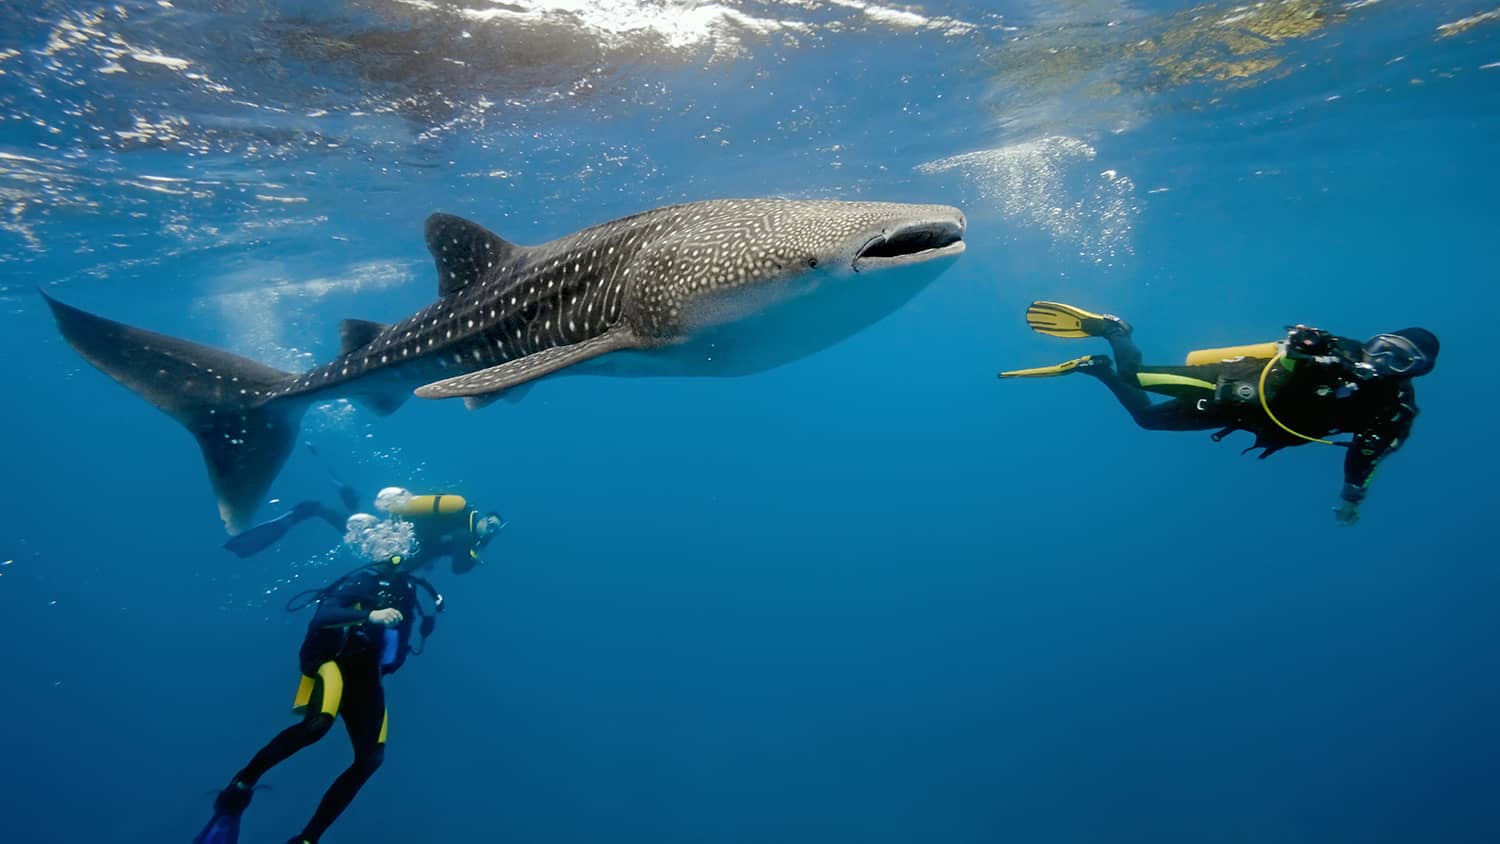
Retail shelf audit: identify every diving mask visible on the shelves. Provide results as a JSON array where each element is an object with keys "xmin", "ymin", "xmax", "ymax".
[
  {"xmin": 473, "ymin": 512, "xmax": 506, "ymax": 549},
  {"xmin": 1354, "ymin": 333, "xmax": 1427, "ymax": 380}
]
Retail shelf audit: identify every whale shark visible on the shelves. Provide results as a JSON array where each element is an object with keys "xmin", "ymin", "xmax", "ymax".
[{"xmin": 44, "ymin": 198, "xmax": 966, "ymax": 532}]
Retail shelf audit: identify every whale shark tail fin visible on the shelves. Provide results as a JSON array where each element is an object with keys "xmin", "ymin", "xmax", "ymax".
[{"xmin": 42, "ymin": 291, "xmax": 304, "ymax": 534}]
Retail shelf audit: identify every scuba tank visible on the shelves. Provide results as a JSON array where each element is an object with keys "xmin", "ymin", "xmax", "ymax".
[
  {"xmin": 1183, "ymin": 341, "xmax": 1278, "ymax": 367},
  {"xmin": 378, "ymin": 488, "xmax": 468, "ymax": 517}
]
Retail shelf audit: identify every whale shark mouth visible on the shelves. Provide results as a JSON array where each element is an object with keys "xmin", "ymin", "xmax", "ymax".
[{"xmin": 852, "ymin": 221, "xmax": 967, "ymax": 272}]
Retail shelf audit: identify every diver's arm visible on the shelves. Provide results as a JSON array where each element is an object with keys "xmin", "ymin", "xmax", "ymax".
[
  {"xmin": 312, "ymin": 603, "xmax": 402, "ymax": 628},
  {"xmin": 1337, "ymin": 389, "xmax": 1417, "ymax": 517},
  {"xmin": 310, "ymin": 601, "xmax": 373, "ymax": 629},
  {"xmin": 310, "ymin": 502, "xmax": 349, "ymax": 533},
  {"xmin": 309, "ymin": 573, "xmax": 399, "ymax": 628}
]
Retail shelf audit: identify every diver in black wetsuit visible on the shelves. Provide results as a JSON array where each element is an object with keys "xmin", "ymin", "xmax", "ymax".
[
  {"xmin": 192, "ymin": 497, "xmax": 501, "ymax": 844},
  {"xmin": 1000, "ymin": 301, "xmax": 1439, "ymax": 525},
  {"xmin": 196, "ymin": 554, "xmax": 439, "ymax": 844},
  {"xmin": 383, "ymin": 490, "xmax": 504, "ymax": 575}
]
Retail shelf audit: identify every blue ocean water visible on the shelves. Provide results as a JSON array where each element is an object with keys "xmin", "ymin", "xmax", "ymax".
[{"xmin": 2, "ymin": 1, "xmax": 1499, "ymax": 842}]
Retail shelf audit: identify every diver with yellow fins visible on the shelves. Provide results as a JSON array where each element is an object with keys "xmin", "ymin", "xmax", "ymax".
[
  {"xmin": 191, "ymin": 489, "xmax": 504, "ymax": 844},
  {"xmin": 1000, "ymin": 301, "xmax": 1439, "ymax": 525}
]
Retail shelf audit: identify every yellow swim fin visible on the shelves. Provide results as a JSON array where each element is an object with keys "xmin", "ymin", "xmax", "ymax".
[
  {"xmin": 998, "ymin": 354, "xmax": 1107, "ymax": 379},
  {"xmin": 1024, "ymin": 301, "xmax": 1130, "ymax": 339}
]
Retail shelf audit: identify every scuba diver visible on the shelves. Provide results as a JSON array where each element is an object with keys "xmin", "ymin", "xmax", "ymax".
[
  {"xmin": 999, "ymin": 301, "xmax": 1438, "ymax": 525},
  {"xmin": 222, "ymin": 444, "xmax": 363, "ymax": 559},
  {"xmin": 373, "ymin": 486, "xmax": 504, "ymax": 575},
  {"xmin": 192, "ymin": 491, "xmax": 505, "ymax": 844}
]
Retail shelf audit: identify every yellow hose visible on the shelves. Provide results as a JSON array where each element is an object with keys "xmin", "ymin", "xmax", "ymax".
[{"xmin": 1257, "ymin": 355, "xmax": 1333, "ymax": 445}]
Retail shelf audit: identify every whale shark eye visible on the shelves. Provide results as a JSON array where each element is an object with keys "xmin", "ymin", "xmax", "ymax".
[{"xmin": 808, "ymin": 258, "xmax": 817, "ymax": 268}]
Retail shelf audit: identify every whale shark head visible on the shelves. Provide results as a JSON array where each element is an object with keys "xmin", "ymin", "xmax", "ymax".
[
  {"xmin": 625, "ymin": 199, "xmax": 967, "ymax": 341},
  {"xmin": 612, "ymin": 198, "xmax": 966, "ymax": 375}
]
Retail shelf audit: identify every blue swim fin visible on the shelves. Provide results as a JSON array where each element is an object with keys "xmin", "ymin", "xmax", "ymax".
[
  {"xmin": 191, "ymin": 783, "xmax": 253, "ymax": 844},
  {"xmin": 191, "ymin": 813, "xmax": 239, "ymax": 844},
  {"xmin": 222, "ymin": 499, "xmax": 346, "ymax": 559},
  {"xmin": 222, "ymin": 510, "xmax": 300, "ymax": 558}
]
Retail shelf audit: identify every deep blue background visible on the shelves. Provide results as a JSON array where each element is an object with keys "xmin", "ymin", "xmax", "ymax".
[{"xmin": 2, "ymin": 2, "xmax": 1498, "ymax": 842}]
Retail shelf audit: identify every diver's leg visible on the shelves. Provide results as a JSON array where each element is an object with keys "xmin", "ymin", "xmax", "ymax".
[
  {"xmin": 232, "ymin": 711, "xmax": 334, "ymax": 786},
  {"xmin": 311, "ymin": 503, "xmax": 348, "ymax": 533},
  {"xmin": 1097, "ymin": 324, "xmax": 1143, "ymax": 378},
  {"xmin": 293, "ymin": 659, "xmax": 386, "ymax": 843},
  {"xmin": 1083, "ymin": 361, "xmax": 1225, "ymax": 432},
  {"xmin": 1119, "ymin": 396, "xmax": 1224, "ymax": 431},
  {"xmin": 1061, "ymin": 322, "xmax": 1153, "ymax": 415},
  {"xmin": 234, "ymin": 662, "xmax": 344, "ymax": 786},
  {"xmin": 1079, "ymin": 356, "xmax": 1153, "ymax": 417}
]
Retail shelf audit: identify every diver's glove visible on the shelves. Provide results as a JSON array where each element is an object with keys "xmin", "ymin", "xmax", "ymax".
[
  {"xmin": 1333, "ymin": 483, "xmax": 1365, "ymax": 526},
  {"xmin": 1333, "ymin": 499, "xmax": 1361, "ymax": 525},
  {"xmin": 369, "ymin": 608, "xmax": 404, "ymax": 626}
]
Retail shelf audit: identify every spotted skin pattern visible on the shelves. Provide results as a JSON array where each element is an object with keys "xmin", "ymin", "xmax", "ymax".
[
  {"xmin": 44, "ymin": 197, "xmax": 964, "ymax": 532},
  {"xmin": 269, "ymin": 199, "xmax": 964, "ymax": 403}
]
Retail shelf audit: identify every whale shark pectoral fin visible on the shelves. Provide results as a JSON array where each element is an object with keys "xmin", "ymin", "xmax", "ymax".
[
  {"xmin": 461, "ymin": 382, "xmax": 538, "ymax": 411},
  {"xmin": 461, "ymin": 381, "xmax": 536, "ymax": 411},
  {"xmin": 415, "ymin": 327, "xmax": 641, "ymax": 400}
]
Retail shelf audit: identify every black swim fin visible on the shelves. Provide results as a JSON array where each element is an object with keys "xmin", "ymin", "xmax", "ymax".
[{"xmin": 191, "ymin": 783, "xmax": 253, "ymax": 844}]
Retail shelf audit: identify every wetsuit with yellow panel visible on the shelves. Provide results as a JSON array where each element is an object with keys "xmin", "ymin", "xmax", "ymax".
[
  {"xmin": 1000, "ymin": 302, "xmax": 1439, "ymax": 524},
  {"xmin": 193, "ymin": 492, "xmax": 498, "ymax": 844},
  {"xmin": 200, "ymin": 558, "xmax": 442, "ymax": 844}
]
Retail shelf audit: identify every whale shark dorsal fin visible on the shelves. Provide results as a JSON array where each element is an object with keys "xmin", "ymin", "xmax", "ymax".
[
  {"xmin": 425, "ymin": 213, "xmax": 521, "ymax": 297},
  {"xmin": 415, "ymin": 327, "xmax": 640, "ymax": 399},
  {"xmin": 339, "ymin": 319, "xmax": 389, "ymax": 355}
]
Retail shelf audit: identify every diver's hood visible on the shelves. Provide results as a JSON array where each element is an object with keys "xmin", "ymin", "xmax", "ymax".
[{"xmin": 1366, "ymin": 327, "xmax": 1439, "ymax": 378}]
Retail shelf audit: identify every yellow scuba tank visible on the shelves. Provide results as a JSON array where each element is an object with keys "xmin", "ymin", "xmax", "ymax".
[
  {"xmin": 1184, "ymin": 341, "xmax": 1279, "ymax": 367},
  {"xmin": 386, "ymin": 493, "xmax": 468, "ymax": 517}
]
